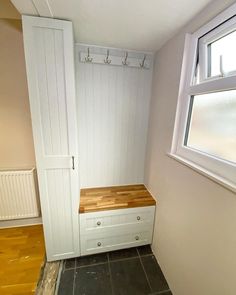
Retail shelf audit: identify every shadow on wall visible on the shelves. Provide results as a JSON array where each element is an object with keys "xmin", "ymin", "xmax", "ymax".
[{"xmin": 1, "ymin": 19, "xmax": 22, "ymax": 32}]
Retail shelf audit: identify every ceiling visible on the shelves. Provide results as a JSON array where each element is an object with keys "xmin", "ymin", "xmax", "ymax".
[{"xmin": 11, "ymin": 0, "xmax": 214, "ymax": 51}]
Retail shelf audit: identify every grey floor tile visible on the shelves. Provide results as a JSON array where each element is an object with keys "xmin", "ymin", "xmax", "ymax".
[
  {"xmin": 64, "ymin": 258, "xmax": 75, "ymax": 270},
  {"xmin": 109, "ymin": 247, "xmax": 138, "ymax": 261},
  {"xmin": 141, "ymin": 255, "xmax": 169, "ymax": 293},
  {"xmin": 58, "ymin": 269, "xmax": 74, "ymax": 295},
  {"xmin": 110, "ymin": 257, "xmax": 151, "ymax": 295},
  {"xmin": 76, "ymin": 252, "xmax": 108, "ymax": 267},
  {"xmin": 137, "ymin": 245, "xmax": 153, "ymax": 256},
  {"xmin": 74, "ymin": 263, "xmax": 112, "ymax": 295}
]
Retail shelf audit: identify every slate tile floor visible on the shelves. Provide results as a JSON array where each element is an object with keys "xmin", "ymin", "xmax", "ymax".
[{"xmin": 58, "ymin": 245, "xmax": 172, "ymax": 295}]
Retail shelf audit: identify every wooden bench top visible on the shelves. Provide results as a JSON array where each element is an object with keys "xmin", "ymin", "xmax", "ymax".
[{"xmin": 79, "ymin": 184, "xmax": 156, "ymax": 213}]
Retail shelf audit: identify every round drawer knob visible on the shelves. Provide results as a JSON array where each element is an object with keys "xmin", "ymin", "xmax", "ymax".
[
  {"xmin": 97, "ymin": 242, "xmax": 101, "ymax": 247},
  {"xmin": 97, "ymin": 221, "xmax": 101, "ymax": 226},
  {"xmin": 135, "ymin": 236, "xmax": 140, "ymax": 241},
  {"xmin": 137, "ymin": 216, "xmax": 141, "ymax": 221}
]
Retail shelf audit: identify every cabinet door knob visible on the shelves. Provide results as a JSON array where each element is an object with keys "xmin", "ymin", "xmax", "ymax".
[
  {"xmin": 137, "ymin": 216, "xmax": 141, "ymax": 221},
  {"xmin": 135, "ymin": 236, "xmax": 139, "ymax": 241},
  {"xmin": 97, "ymin": 221, "xmax": 101, "ymax": 226},
  {"xmin": 97, "ymin": 242, "xmax": 101, "ymax": 247}
]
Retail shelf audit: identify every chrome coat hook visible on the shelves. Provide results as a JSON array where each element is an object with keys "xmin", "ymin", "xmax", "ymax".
[
  {"xmin": 104, "ymin": 49, "xmax": 111, "ymax": 64},
  {"xmin": 85, "ymin": 47, "xmax": 93, "ymax": 63},
  {"xmin": 122, "ymin": 52, "xmax": 129, "ymax": 66},
  {"xmin": 140, "ymin": 54, "xmax": 147, "ymax": 68}
]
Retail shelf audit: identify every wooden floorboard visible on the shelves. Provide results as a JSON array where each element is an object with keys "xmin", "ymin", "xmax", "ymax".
[
  {"xmin": 0, "ymin": 225, "xmax": 45, "ymax": 295},
  {"xmin": 80, "ymin": 184, "xmax": 156, "ymax": 213}
]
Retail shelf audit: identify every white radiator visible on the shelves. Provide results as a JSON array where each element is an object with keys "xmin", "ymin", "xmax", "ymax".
[{"xmin": 0, "ymin": 168, "xmax": 40, "ymax": 220}]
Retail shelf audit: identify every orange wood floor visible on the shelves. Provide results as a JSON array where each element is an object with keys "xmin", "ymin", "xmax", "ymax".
[{"xmin": 0, "ymin": 225, "xmax": 45, "ymax": 295}]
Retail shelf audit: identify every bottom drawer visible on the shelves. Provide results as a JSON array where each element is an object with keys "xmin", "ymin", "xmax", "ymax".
[{"xmin": 80, "ymin": 229, "xmax": 152, "ymax": 256}]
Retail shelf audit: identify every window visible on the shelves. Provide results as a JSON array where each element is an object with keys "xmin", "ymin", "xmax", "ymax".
[
  {"xmin": 208, "ymin": 31, "xmax": 236, "ymax": 77},
  {"xmin": 171, "ymin": 4, "xmax": 236, "ymax": 190},
  {"xmin": 199, "ymin": 16, "xmax": 236, "ymax": 81},
  {"xmin": 185, "ymin": 91, "xmax": 236, "ymax": 163}
]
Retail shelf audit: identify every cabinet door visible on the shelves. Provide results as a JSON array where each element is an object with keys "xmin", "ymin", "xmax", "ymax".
[{"xmin": 22, "ymin": 16, "xmax": 80, "ymax": 261}]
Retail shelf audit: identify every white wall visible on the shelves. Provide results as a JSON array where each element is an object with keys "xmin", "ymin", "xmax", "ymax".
[
  {"xmin": 145, "ymin": 1, "xmax": 236, "ymax": 295},
  {"xmin": 76, "ymin": 45, "xmax": 153, "ymax": 188}
]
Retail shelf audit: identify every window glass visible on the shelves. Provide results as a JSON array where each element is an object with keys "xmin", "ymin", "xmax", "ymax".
[
  {"xmin": 186, "ymin": 90, "xmax": 236, "ymax": 163},
  {"xmin": 208, "ymin": 30, "xmax": 236, "ymax": 77}
]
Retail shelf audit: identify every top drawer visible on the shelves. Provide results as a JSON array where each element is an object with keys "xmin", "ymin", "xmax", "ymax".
[{"xmin": 80, "ymin": 206, "xmax": 155, "ymax": 234}]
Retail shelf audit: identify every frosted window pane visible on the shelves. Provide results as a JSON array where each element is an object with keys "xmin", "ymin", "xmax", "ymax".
[
  {"xmin": 209, "ymin": 30, "xmax": 236, "ymax": 77},
  {"xmin": 186, "ymin": 90, "xmax": 236, "ymax": 163}
]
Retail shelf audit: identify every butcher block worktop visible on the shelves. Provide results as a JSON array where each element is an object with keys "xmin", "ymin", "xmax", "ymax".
[{"xmin": 79, "ymin": 184, "xmax": 156, "ymax": 213}]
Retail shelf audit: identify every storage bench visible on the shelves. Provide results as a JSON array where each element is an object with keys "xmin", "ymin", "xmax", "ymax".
[{"xmin": 79, "ymin": 185, "xmax": 156, "ymax": 255}]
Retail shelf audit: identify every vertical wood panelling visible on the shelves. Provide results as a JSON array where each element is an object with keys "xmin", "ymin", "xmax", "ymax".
[
  {"xmin": 46, "ymin": 169, "xmax": 74, "ymax": 255},
  {"xmin": 35, "ymin": 27, "xmax": 70, "ymax": 157},
  {"xmin": 76, "ymin": 45, "xmax": 153, "ymax": 188},
  {"xmin": 54, "ymin": 29, "xmax": 69, "ymax": 155}
]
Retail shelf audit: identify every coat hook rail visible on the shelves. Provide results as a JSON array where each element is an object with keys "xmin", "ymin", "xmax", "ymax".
[
  {"xmin": 85, "ymin": 47, "xmax": 93, "ymax": 63},
  {"xmin": 79, "ymin": 47, "xmax": 151, "ymax": 69},
  {"xmin": 122, "ymin": 52, "xmax": 129, "ymax": 66},
  {"xmin": 104, "ymin": 49, "xmax": 111, "ymax": 64}
]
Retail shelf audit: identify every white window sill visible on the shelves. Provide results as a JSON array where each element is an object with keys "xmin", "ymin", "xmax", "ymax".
[{"xmin": 167, "ymin": 153, "xmax": 236, "ymax": 194}]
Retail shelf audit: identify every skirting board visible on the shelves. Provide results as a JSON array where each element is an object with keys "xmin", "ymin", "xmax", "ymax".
[{"xmin": 0, "ymin": 217, "xmax": 42, "ymax": 228}]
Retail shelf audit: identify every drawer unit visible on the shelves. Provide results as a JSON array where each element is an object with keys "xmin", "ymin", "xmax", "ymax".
[
  {"xmin": 80, "ymin": 206, "xmax": 155, "ymax": 234},
  {"xmin": 80, "ymin": 206, "xmax": 155, "ymax": 255},
  {"xmin": 80, "ymin": 227, "xmax": 152, "ymax": 255}
]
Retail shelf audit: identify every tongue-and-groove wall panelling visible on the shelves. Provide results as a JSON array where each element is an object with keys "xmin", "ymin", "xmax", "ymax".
[{"xmin": 76, "ymin": 45, "xmax": 153, "ymax": 188}]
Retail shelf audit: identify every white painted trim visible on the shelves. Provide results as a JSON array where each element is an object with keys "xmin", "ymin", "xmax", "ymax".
[
  {"xmin": 75, "ymin": 42, "xmax": 154, "ymax": 56},
  {"xmin": 189, "ymin": 75, "xmax": 236, "ymax": 94},
  {"xmin": 0, "ymin": 217, "xmax": 42, "ymax": 229},
  {"xmin": 192, "ymin": 2, "xmax": 236, "ymax": 39},
  {"xmin": 11, "ymin": 0, "xmax": 38, "ymax": 15},
  {"xmin": 167, "ymin": 153, "xmax": 236, "ymax": 193},
  {"xmin": 11, "ymin": 0, "xmax": 53, "ymax": 17},
  {"xmin": 171, "ymin": 34, "xmax": 197, "ymax": 154},
  {"xmin": 32, "ymin": 0, "xmax": 53, "ymax": 17},
  {"xmin": 176, "ymin": 144, "xmax": 236, "ymax": 184}
]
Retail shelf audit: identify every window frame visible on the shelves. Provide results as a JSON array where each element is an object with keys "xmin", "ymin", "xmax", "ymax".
[
  {"xmin": 199, "ymin": 16, "xmax": 236, "ymax": 81},
  {"xmin": 170, "ymin": 3, "xmax": 236, "ymax": 192}
]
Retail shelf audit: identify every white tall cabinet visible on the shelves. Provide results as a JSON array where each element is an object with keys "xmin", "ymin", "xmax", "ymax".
[{"xmin": 22, "ymin": 16, "xmax": 80, "ymax": 261}]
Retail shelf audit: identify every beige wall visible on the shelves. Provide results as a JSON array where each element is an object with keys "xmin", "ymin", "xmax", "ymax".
[
  {"xmin": 0, "ymin": 19, "xmax": 35, "ymax": 169},
  {"xmin": 145, "ymin": 1, "xmax": 236, "ymax": 295},
  {"xmin": 0, "ymin": 0, "xmax": 20, "ymax": 19}
]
